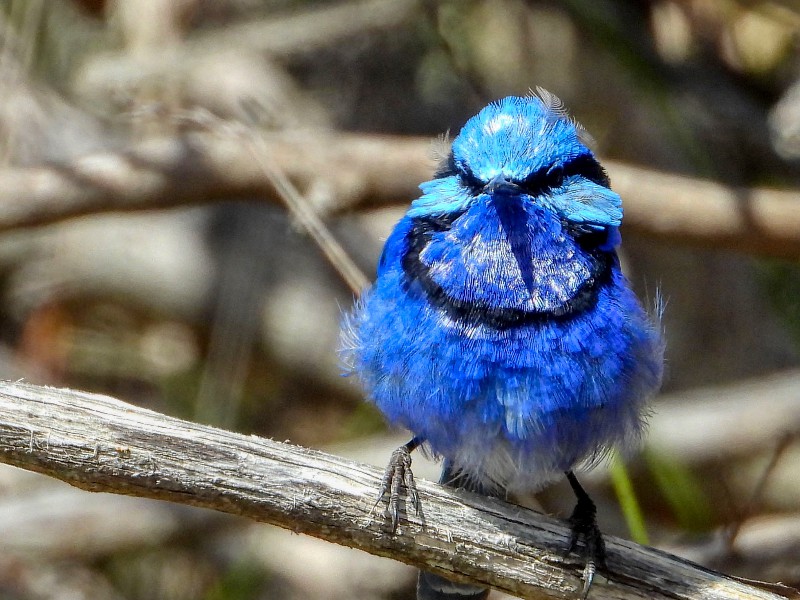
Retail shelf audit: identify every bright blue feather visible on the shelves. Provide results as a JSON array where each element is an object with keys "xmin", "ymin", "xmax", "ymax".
[{"xmin": 342, "ymin": 92, "xmax": 663, "ymax": 494}]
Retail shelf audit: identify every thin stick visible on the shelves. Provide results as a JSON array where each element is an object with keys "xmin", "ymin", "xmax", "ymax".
[
  {"xmin": 0, "ymin": 379, "xmax": 791, "ymax": 600},
  {"xmin": 174, "ymin": 109, "xmax": 370, "ymax": 296}
]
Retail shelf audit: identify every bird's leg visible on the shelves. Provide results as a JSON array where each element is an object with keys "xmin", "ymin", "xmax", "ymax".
[
  {"xmin": 565, "ymin": 471, "xmax": 607, "ymax": 599},
  {"xmin": 376, "ymin": 436, "xmax": 422, "ymax": 532}
]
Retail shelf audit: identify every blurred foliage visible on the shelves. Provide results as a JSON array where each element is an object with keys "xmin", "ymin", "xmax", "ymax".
[
  {"xmin": 203, "ymin": 561, "xmax": 271, "ymax": 600},
  {"xmin": 760, "ymin": 260, "xmax": 800, "ymax": 349},
  {"xmin": 610, "ymin": 451, "xmax": 650, "ymax": 545},
  {"xmin": 645, "ymin": 448, "xmax": 714, "ymax": 533}
]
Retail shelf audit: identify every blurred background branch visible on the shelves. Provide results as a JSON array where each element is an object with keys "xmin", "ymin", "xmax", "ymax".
[{"xmin": 0, "ymin": 129, "xmax": 799, "ymax": 257}]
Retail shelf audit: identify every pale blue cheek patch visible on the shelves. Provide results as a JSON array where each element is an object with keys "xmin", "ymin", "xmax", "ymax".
[
  {"xmin": 408, "ymin": 177, "xmax": 473, "ymax": 218},
  {"xmin": 540, "ymin": 179, "xmax": 623, "ymax": 229}
]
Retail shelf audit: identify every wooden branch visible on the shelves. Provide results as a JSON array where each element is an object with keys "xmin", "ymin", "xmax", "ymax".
[
  {"xmin": 609, "ymin": 163, "xmax": 800, "ymax": 258},
  {"xmin": 0, "ymin": 130, "xmax": 798, "ymax": 259},
  {"xmin": 0, "ymin": 131, "xmax": 428, "ymax": 229},
  {"xmin": 0, "ymin": 380, "xmax": 789, "ymax": 600}
]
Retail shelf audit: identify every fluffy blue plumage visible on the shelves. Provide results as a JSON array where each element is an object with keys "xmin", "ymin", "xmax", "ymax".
[
  {"xmin": 343, "ymin": 91, "xmax": 663, "ymax": 599},
  {"xmin": 342, "ymin": 92, "xmax": 663, "ymax": 495}
]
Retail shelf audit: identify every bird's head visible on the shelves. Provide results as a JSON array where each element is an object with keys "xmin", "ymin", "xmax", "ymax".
[{"xmin": 409, "ymin": 90, "xmax": 623, "ymax": 244}]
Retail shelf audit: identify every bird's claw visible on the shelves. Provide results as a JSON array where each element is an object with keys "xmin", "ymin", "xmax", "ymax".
[
  {"xmin": 566, "ymin": 494, "xmax": 607, "ymax": 600},
  {"xmin": 375, "ymin": 443, "xmax": 420, "ymax": 532}
]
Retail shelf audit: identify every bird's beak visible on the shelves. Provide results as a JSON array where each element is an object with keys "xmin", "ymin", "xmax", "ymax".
[{"xmin": 485, "ymin": 173, "xmax": 521, "ymax": 195}]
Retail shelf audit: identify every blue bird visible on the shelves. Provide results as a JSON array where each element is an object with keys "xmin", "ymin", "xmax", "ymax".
[{"xmin": 341, "ymin": 90, "xmax": 664, "ymax": 599}]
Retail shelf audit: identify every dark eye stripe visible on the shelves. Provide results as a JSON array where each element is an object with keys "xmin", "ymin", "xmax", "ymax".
[
  {"xmin": 520, "ymin": 154, "xmax": 609, "ymax": 196},
  {"xmin": 568, "ymin": 154, "xmax": 610, "ymax": 186},
  {"xmin": 461, "ymin": 168, "xmax": 484, "ymax": 192},
  {"xmin": 433, "ymin": 151, "xmax": 458, "ymax": 179},
  {"xmin": 438, "ymin": 152, "xmax": 610, "ymax": 196}
]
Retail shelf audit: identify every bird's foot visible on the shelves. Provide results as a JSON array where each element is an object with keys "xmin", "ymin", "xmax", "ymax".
[
  {"xmin": 375, "ymin": 437, "xmax": 422, "ymax": 532},
  {"xmin": 565, "ymin": 472, "xmax": 607, "ymax": 599}
]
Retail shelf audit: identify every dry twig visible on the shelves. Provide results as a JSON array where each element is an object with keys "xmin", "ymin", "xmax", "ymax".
[{"xmin": 0, "ymin": 379, "xmax": 791, "ymax": 600}]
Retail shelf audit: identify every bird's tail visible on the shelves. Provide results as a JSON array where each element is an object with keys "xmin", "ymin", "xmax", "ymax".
[{"xmin": 416, "ymin": 461, "xmax": 502, "ymax": 600}]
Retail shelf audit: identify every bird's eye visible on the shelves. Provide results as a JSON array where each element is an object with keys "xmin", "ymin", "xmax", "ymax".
[
  {"xmin": 459, "ymin": 169, "xmax": 485, "ymax": 193},
  {"xmin": 567, "ymin": 223, "xmax": 616, "ymax": 251},
  {"xmin": 546, "ymin": 164, "xmax": 565, "ymax": 188},
  {"xmin": 519, "ymin": 167, "xmax": 550, "ymax": 196}
]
